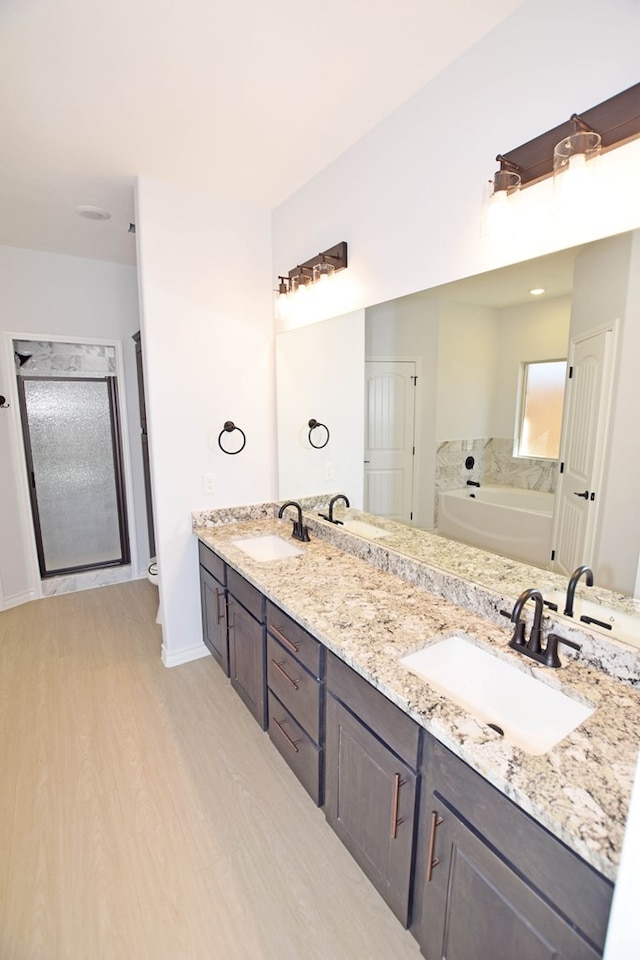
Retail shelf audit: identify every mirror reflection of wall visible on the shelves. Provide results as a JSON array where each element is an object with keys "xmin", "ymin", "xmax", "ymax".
[{"xmin": 276, "ymin": 310, "xmax": 365, "ymax": 504}]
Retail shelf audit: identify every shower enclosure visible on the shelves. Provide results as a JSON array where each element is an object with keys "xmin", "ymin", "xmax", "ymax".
[{"xmin": 17, "ymin": 375, "xmax": 130, "ymax": 578}]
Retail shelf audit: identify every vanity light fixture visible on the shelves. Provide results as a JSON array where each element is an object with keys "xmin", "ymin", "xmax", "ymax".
[
  {"xmin": 275, "ymin": 242, "xmax": 348, "ymax": 320},
  {"xmin": 486, "ymin": 155, "xmax": 522, "ymax": 236},
  {"xmin": 529, "ymin": 288, "xmax": 545, "ymax": 296},
  {"xmin": 490, "ymin": 82, "xmax": 640, "ymax": 193}
]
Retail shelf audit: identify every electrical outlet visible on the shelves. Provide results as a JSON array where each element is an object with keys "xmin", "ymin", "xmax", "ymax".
[
  {"xmin": 325, "ymin": 462, "xmax": 335, "ymax": 481},
  {"xmin": 203, "ymin": 473, "xmax": 216, "ymax": 495}
]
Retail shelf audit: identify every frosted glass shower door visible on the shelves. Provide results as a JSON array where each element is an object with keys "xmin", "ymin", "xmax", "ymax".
[{"xmin": 18, "ymin": 376, "xmax": 130, "ymax": 577}]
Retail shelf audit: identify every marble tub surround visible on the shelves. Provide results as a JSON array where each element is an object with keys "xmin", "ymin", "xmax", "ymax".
[
  {"xmin": 194, "ymin": 515, "xmax": 640, "ymax": 881},
  {"xmin": 435, "ymin": 437, "xmax": 557, "ymax": 498},
  {"xmin": 303, "ymin": 505, "xmax": 640, "ymax": 686}
]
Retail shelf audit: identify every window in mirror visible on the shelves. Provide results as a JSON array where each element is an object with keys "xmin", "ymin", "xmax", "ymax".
[{"xmin": 515, "ymin": 360, "xmax": 567, "ymax": 460}]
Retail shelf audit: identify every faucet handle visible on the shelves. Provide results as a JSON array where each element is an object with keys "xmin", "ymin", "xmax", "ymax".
[{"xmin": 544, "ymin": 633, "xmax": 581, "ymax": 668}]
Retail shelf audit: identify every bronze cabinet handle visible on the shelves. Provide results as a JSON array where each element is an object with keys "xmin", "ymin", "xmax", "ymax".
[
  {"xmin": 390, "ymin": 773, "xmax": 406, "ymax": 839},
  {"xmin": 426, "ymin": 811, "xmax": 444, "ymax": 881},
  {"xmin": 215, "ymin": 588, "xmax": 225, "ymax": 625},
  {"xmin": 271, "ymin": 659, "xmax": 300, "ymax": 690},
  {"xmin": 270, "ymin": 624, "xmax": 299, "ymax": 654},
  {"xmin": 272, "ymin": 716, "xmax": 301, "ymax": 753}
]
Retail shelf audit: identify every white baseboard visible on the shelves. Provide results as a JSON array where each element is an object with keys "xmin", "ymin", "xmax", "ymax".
[
  {"xmin": 161, "ymin": 640, "xmax": 210, "ymax": 668},
  {"xmin": 1, "ymin": 589, "xmax": 37, "ymax": 611}
]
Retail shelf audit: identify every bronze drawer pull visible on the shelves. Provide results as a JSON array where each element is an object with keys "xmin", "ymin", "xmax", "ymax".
[
  {"xmin": 215, "ymin": 588, "xmax": 225, "ymax": 625},
  {"xmin": 273, "ymin": 716, "xmax": 300, "ymax": 753},
  {"xmin": 426, "ymin": 811, "xmax": 444, "ymax": 881},
  {"xmin": 390, "ymin": 773, "xmax": 406, "ymax": 839},
  {"xmin": 271, "ymin": 659, "xmax": 300, "ymax": 690},
  {"xmin": 270, "ymin": 624, "xmax": 300, "ymax": 654}
]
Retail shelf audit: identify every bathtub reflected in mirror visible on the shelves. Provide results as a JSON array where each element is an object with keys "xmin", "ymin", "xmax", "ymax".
[{"xmin": 438, "ymin": 486, "xmax": 554, "ymax": 569}]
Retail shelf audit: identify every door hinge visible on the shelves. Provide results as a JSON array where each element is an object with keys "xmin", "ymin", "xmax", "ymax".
[
  {"xmin": 559, "ymin": 461, "xmax": 564, "ymax": 474},
  {"xmin": 590, "ymin": 491, "xmax": 596, "ymax": 502},
  {"xmin": 31, "ymin": 470, "xmax": 36, "ymax": 488},
  {"xmin": 568, "ymin": 365, "xmax": 574, "ymax": 379},
  {"xmin": 551, "ymin": 549, "xmax": 556, "ymax": 561},
  {"xmin": 411, "ymin": 376, "xmax": 418, "ymax": 385},
  {"xmin": 412, "ymin": 446, "xmax": 415, "ymax": 456},
  {"xmin": 410, "ymin": 511, "xmax": 413, "ymax": 520}
]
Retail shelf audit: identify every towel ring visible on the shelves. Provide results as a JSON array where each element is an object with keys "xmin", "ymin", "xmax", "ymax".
[
  {"xmin": 218, "ymin": 420, "xmax": 246, "ymax": 455},
  {"xmin": 308, "ymin": 418, "xmax": 330, "ymax": 449}
]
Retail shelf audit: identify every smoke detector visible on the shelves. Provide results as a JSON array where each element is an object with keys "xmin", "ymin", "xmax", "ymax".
[{"xmin": 75, "ymin": 205, "xmax": 111, "ymax": 221}]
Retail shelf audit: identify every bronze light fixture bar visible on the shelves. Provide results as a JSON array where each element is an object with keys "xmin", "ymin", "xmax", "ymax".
[
  {"xmin": 286, "ymin": 241, "xmax": 348, "ymax": 284},
  {"xmin": 492, "ymin": 82, "xmax": 640, "ymax": 190}
]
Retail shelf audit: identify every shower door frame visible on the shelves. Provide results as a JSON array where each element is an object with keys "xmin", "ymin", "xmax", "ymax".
[{"xmin": 17, "ymin": 374, "xmax": 131, "ymax": 578}]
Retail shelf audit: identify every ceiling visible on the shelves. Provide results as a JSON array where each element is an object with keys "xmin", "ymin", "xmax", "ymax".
[
  {"xmin": 411, "ymin": 244, "xmax": 588, "ymax": 309},
  {"xmin": 1, "ymin": 0, "xmax": 526, "ymax": 266}
]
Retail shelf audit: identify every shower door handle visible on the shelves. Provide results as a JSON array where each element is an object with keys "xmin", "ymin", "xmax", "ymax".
[{"xmin": 573, "ymin": 490, "xmax": 589, "ymax": 499}]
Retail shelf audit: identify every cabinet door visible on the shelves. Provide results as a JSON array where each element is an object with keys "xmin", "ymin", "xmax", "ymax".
[
  {"xmin": 200, "ymin": 567, "xmax": 228, "ymax": 674},
  {"xmin": 324, "ymin": 695, "xmax": 417, "ymax": 926},
  {"xmin": 415, "ymin": 793, "xmax": 601, "ymax": 960},
  {"xmin": 228, "ymin": 594, "xmax": 266, "ymax": 729}
]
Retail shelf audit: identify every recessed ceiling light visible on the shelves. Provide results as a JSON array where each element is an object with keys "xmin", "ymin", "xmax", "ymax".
[
  {"xmin": 75, "ymin": 205, "xmax": 111, "ymax": 221},
  {"xmin": 529, "ymin": 287, "xmax": 545, "ymax": 296}
]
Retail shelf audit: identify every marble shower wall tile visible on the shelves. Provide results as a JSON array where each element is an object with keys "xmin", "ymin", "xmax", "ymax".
[
  {"xmin": 484, "ymin": 438, "xmax": 557, "ymax": 493},
  {"xmin": 14, "ymin": 339, "xmax": 117, "ymax": 377},
  {"xmin": 41, "ymin": 564, "xmax": 133, "ymax": 597}
]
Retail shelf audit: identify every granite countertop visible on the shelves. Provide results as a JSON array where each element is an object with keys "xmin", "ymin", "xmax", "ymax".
[{"xmin": 193, "ymin": 513, "xmax": 640, "ymax": 882}]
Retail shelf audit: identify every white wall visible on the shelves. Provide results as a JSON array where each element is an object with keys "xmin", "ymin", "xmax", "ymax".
[
  {"xmin": 436, "ymin": 302, "xmax": 498, "ymax": 442},
  {"xmin": 271, "ymin": 1, "xmax": 640, "ymax": 950},
  {"xmin": 0, "ymin": 245, "xmax": 144, "ymax": 608},
  {"xmin": 276, "ymin": 311, "xmax": 365, "ymax": 506},
  {"xmin": 135, "ymin": 177, "xmax": 275, "ymax": 666},
  {"xmin": 272, "ymin": 0, "xmax": 640, "ymax": 316}
]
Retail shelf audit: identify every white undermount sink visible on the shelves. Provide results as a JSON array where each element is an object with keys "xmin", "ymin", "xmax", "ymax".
[
  {"xmin": 231, "ymin": 535, "xmax": 305, "ymax": 562},
  {"xmin": 340, "ymin": 519, "xmax": 389, "ymax": 540},
  {"xmin": 400, "ymin": 635, "xmax": 593, "ymax": 755},
  {"xmin": 546, "ymin": 590, "xmax": 640, "ymax": 650}
]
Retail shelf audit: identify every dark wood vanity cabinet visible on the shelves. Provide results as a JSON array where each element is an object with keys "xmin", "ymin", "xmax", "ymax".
[
  {"xmin": 198, "ymin": 542, "xmax": 266, "ymax": 728},
  {"xmin": 324, "ymin": 651, "xmax": 420, "ymax": 927},
  {"xmin": 198, "ymin": 542, "xmax": 228, "ymax": 673},
  {"xmin": 265, "ymin": 600, "xmax": 324, "ymax": 805},
  {"xmin": 227, "ymin": 566, "xmax": 266, "ymax": 729},
  {"xmin": 412, "ymin": 735, "xmax": 613, "ymax": 960},
  {"xmin": 197, "ymin": 541, "xmax": 614, "ymax": 958}
]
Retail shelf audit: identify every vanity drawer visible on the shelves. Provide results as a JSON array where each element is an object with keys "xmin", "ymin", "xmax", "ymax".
[
  {"xmin": 326, "ymin": 651, "xmax": 420, "ymax": 770},
  {"xmin": 267, "ymin": 635, "xmax": 321, "ymax": 742},
  {"xmin": 198, "ymin": 540, "xmax": 225, "ymax": 584},
  {"xmin": 268, "ymin": 691, "xmax": 322, "ymax": 806},
  {"xmin": 266, "ymin": 600, "xmax": 321, "ymax": 677},
  {"xmin": 227, "ymin": 566, "xmax": 263, "ymax": 621}
]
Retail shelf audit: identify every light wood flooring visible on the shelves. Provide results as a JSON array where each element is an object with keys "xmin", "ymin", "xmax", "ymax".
[{"xmin": 0, "ymin": 579, "xmax": 422, "ymax": 959}]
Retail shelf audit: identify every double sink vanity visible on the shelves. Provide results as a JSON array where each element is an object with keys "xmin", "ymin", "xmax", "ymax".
[{"xmin": 192, "ymin": 498, "xmax": 640, "ymax": 960}]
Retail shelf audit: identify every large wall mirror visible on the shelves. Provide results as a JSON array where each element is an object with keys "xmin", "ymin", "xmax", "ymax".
[{"xmin": 276, "ymin": 229, "xmax": 640, "ymax": 631}]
